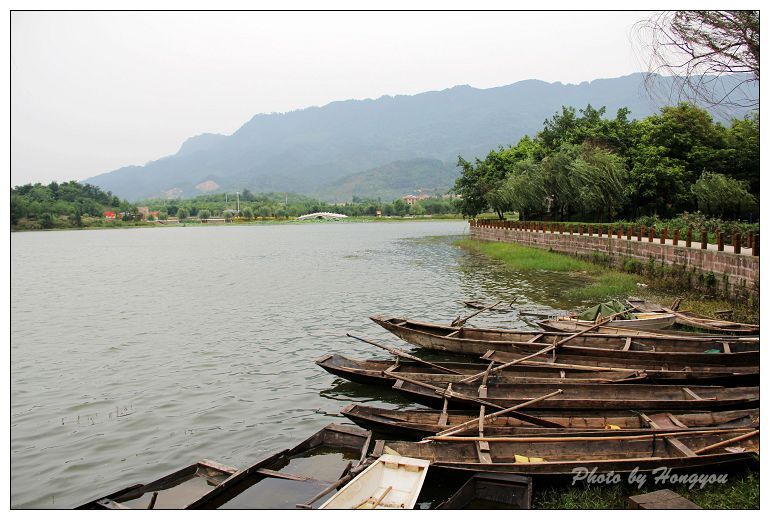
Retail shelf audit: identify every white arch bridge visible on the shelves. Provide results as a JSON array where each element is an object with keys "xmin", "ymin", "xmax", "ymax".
[{"xmin": 296, "ymin": 212, "xmax": 349, "ymax": 220}]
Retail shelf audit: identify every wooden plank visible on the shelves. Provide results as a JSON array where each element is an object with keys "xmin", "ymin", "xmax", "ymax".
[
  {"xmin": 438, "ymin": 398, "xmax": 449, "ymax": 427},
  {"xmin": 666, "ymin": 413, "xmax": 688, "ymax": 429},
  {"xmin": 623, "ymin": 337, "xmax": 632, "ymax": 351},
  {"xmin": 527, "ymin": 334, "xmax": 544, "ymax": 343},
  {"xmin": 254, "ymin": 468, "xmax": 309, "ymax": 481},
  {"xmin": 628, "ymin": 489, "xmax": 701, "ymax": 510},
  {"xmin": 723, "ymin": 342, "xmax": 732, "ymax": 354},
  {"xmin": 682, "ymin": 387, "xmax": 703, "ymax": 400},
  {"xmin": 665, "ymin": 438, "xmax": 698, "ymax": 457}
]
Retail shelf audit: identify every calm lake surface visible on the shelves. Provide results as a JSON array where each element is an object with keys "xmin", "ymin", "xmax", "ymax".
[{"xmin": 11, "ymin": 221, "xmax": 590, "ymax": 508}]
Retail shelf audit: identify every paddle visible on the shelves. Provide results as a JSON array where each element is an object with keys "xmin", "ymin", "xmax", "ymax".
[
  {"xmin": 346, "ymin": 333, "xmax": 464, "ymax": 375},
  {"xmin": 433, "ymin": 390, "xmax": 564, "ymax": 437},
  {"xmin": 460, "ymin": 305, "xmax": 647, "ymax": 385},
  {"xmin": 451, "ymin": 300, "xmax": 503, "ymax": 327},
  {"xmin": 295, "ymin": 462, "xmax": 354, "ymax": 509},
  {"xmin": 387, "ymin": 371, "xmax": 563, "ymax": 428},
  {"xmin": 423, "ymin": 427, "xmax": 756, "ymax": 443}
]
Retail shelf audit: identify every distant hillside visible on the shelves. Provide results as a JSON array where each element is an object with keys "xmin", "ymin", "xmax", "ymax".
[
  {"xmin": 86, "ymin": 73, "xmax": 756, "ymax": 201},
  {"xmin": 317, "ymin": 158, "xmax": 457, "ymax": 202}
]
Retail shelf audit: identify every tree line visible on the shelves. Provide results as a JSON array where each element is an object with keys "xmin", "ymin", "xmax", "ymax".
[{"xmin": 452, "ymin": 103, "xmax": 758, "ymax": 222}]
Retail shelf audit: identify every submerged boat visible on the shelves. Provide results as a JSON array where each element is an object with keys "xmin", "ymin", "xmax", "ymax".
[
  {"xmin": 79, "ymin": 424, "xmax": 372, "ymax": 510},
  {"xmin": 436, "ymin": 472, "xmax": 532, "ymax": 509},
  {"xmin": 320, "ymin": 454, "xmax": 430, "ymax": 509},
  {"xmin": 341, "ymin": 404, "xmax": 760, "ymax": 440},
  {"xmin": 391, "ymin": 379, "xmax": 759, "ymax": 411},
  {"xmin": 463, "ymin": 300, "xmax": 513, "ymax": 312},
  {"xmin": 316, "ymin": 354, "xmax": 657, "ymax": 386},
  {"xmin": 370, "ymin": 316, "xmax": 758, "ymax": 359},
  {"xmin": 372, "ymin": 429, "xmax": 759, "ymax": 476}
]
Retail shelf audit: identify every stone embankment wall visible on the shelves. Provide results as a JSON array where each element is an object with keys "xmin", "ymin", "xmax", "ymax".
[{"xmin": 469, "ymin": 220, "xmax": 759, "ymax": 300}]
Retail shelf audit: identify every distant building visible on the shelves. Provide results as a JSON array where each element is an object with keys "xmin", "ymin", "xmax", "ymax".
[
  {"xmin": 103, "ymin": 211, "xmax": 116, "ymax": 220},
  {"xmin": 402, "ymin": 195, "xmax": 419, "ymax": 205},
  {"xmin": 375, "ymin": 208, "xmax": 382, "ymax": 217},
  {"xmin": 136, "ymin": 207, "xmax": 150, "ymax": 220}
]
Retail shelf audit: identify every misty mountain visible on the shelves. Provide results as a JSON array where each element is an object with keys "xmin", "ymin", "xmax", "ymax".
[{"xmin": 86, "ymin": 73, "xmax": 756, "ymax": 202}]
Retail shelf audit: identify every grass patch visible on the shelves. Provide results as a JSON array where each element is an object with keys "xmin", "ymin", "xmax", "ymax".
[
  {"xmin": 534, "ymin": 467, "xmax": 759, "ymax": 509},
  {"xmin": 565, "ymin": 272, "xmax": 641, "ymax": 301},
  {"xmin": 456, "ymin": 239, "xmax": 602, "ymax": 273}
]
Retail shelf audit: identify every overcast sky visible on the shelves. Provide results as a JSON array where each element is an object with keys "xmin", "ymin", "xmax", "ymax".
[{"xmin": 11, "ymin": 11, "xmax": 652, "ymax": 186}]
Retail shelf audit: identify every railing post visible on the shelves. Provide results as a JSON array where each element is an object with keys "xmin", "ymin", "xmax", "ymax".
[
  {"xmin": 686, "ymin": 227, "xmax": 692, "ymax": 248},
  {"xmin": 673, "ymin": 229, "xmax": 680, "ymax": 246},
  {"xmin": 660, "ymin": 228, "xmax": 667, "ymax": 244},
  {"xmin": 569, "ymin": 224, "xmax": 573, "ymax": 235},
  {"xmin": 579, "ymin": 225, "xmax": 583, "ymax": 236},
  {"xmin": 734, "ymin": 232, "xmax": 741, "ymax": 254},
  {"xmin": 598, "ymin": 225, "xmax": 603, "ymax": 238},
  {"xmin": 701, "ymin": 229, "xmax": 708, "ymax": 250},
  {"xmin": 648, "ymin": 227, "xmax": 655, "ymax": 243},
  {"xmin": 617, "ymin": 226, "xmax": 623, "ymax": 240},
  {"xmin": 627, "ymin": 226, "xmax": 632, "ymax": 241},
  {"xmin": 637, "ymin": 226, "xmax": 644, "ymax": 241},
  {"xmin": 717, "ymin": 231, "xmax": 724, "ymax": 251},
  {"xmin": 752, "ymin": 233, "xmax": 759, "ymax": 256},
  {"xmin": 588, "ymin": 224, "xmax": 593, "ymax": 237}
]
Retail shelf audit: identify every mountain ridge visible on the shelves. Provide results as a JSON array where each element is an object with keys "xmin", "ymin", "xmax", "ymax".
[{"xmin": 86, "ymin": 73, "xmax": 756, "ymax": 202}]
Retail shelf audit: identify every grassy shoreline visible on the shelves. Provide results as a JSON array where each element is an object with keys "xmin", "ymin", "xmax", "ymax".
[{"xmin": 456, "ymin": 238, "xmax": 758, "ymax": 323}]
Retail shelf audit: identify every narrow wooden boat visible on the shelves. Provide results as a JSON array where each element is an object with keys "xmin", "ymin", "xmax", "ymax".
[
  {"xmin": 319, "ymin": 454, "xmax": 430, "ymax": 509},
  {"xmin": 372, "ymin": 429, "xmax": 759, "ymax": 476},
  {"xmin": 480, "ymin": 351, "xmax": 759, "ymax": 386},
  {"xmin": 370, "ymin": 316, "xmax": 758, "ymax": 359},
  {"xmin": 629, "ymin": 299, "xmax": 759, "ymax": 334},
  {"xmin": 316, "ymin": 354, "xmax": 654, "ymax": 386},
  {"xmin": 190, "ymin": 423, "xmax": 372, "ymax": 509},
  {"xmin": 391, "ymin": 379, "xmax": 759, "ymax": 411},
  {"xmin": 541, "ymin": 313, "xmax": 677, "ymax": 332},
  {"xmin": 78, "ymin": 460, "xmax": 239, "ymax": 509},
  {"xmin": 436, "ymin": 473, "xmax": 532, "ymax": 509},
  {"xmin": 463, "ymin": 300, "xmax": 512, "ymax": 312},
  {"xmin": 80, "ymin": 424, "xmax": 372, "ymax": 509},
  {"xmin": 341, "ymin": 404, "xmax": 760, "ymax": 440}
]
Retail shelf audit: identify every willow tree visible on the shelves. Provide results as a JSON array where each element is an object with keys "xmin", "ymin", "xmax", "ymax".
[{"xmin": 571, "ymin": 145, "xmax": 628, "ymax": 221}]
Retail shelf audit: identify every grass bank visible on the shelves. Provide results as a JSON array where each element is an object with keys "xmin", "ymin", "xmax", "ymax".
[
  {"xmin": 455, "ymin": 238, "xmax": 758, "ymax": 323},
  {"xmin": 456, "ymin": 239, "xmax": 639, "ymax": 301}
]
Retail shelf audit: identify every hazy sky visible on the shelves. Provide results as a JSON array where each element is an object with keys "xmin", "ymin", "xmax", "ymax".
[{"xmin": 11, "ymin": 11, "xmax": 652, "ymax": 186}]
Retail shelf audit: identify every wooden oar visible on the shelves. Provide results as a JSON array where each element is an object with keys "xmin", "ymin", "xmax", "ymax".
[
  {"xmin": 295, "ymin": 463, "xmax": 355, "ymax": 509},
  {"xmin": 451, "ymin": 300, "xmax": 503, "ymax": 327},
  {"xmin": 694, "ymin": 429, "xmax": 759, "ymax": 454},
  {"xmin": 460, "ymin": 305, "xmax": 646, "ymax": 385},
  {"xmin": 433, "ymin": 390, "xmax": 563, "ymax": 437},
  {"xmin": 346, "ymin": 333, "xmax": 464, "ymax": 375},
  {"xmin": 423, "ymin": 428, "xmax": 755, "ymax": 443},
  {"xmin": 388, "ymin": 372, "xmax": 563, "ymax": 428}
]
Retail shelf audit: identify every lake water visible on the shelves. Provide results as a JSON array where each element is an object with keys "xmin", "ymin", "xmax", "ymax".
[{"xmin": 11, "ymin": 221, "xmax": 588, "ymax": 508}]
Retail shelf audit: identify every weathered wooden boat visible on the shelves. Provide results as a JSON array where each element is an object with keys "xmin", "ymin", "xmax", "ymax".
[
  {"xmin": 372, "ymin": 429, "xmax": 759, "ymax": 476},
  {"xmin": 341, "ymin": 404, "xmax": 760, "ymax": 440},
  {"xmin": 80, "ymin": 424, "xmax": 372, "ymax": 509},
  {"xmin": 436, "ymin": 473, "xmax": 532, "ymax": 509},
  {"xmin": 481, "ymin": 351, "xmax": 760, "ymax": 383},
  {"xmin": 463, "ymin": 300, "xmax": 512, "ymax": 312},
  {"xmin": 316, "ymin": 354, "xmax": 659, "ymax": 386},
  {"xmin": 192, "ymin": 423, "xmax": 372, "ymax": 509},
  {"xmin": 370, "ymin": 316, "xmax": 758, "ymax": 359},
  {"xmin": 319, "ymin": 454, "xmax": 430, "ymax": 509},
  {"xmin": 538, "ymin": 313, "xmax": 676, "ymax": 332},
  {"xmin": 78, "ymin": 460, "xmax": 239, "ymax": 509},
  {"xmin": 391, "ymin": 379, "xmax": 759, "ymax": 411},
  {"xmin": 629, "ymin": 299, "xmax": 760, "ymax": 334}
]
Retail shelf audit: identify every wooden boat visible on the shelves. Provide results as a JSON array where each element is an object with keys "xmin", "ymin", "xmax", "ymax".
[
  {"xmin": 80, "ymin": 424, "xmax": 372, "ymax": 509},
  {"xmin": 391, "ymin": 379, "xmax": 759, "ymax": 411},
  {"xmin": 341, "ymin": 404, "xmax": 760, "ymax": 440},
  {"xmin": 463, "ymin": 300, "xmax": 512, "ymax": 312},
  {"xmin": 537, "ymin": 318, "xmax": 728, "ymax": 336},
  {"xmin": 436, "ymin": 473, "xmax": 532, "ymax": 509},
  {"xmin": 372, "ymin": 429, "xmax": 759, "ymax": 476},
  {"xmin": 316, "ymin": 354, "xmax": 659, "ymax": 386},
  {"xmin": 480, "ymin": 352, "xmax": 759, "ymax": 386},
  {"xmin": 629, "ymin": 299, "xmax": 759, "ymax": 334},
  {"xmin": 370, "ymin": 316, "xmax": 758, "ymax": 358},
  {"xmin": 541, "ymin": 313, "xmax": 677, "ymax": 332},
  {"xmin": 78, "ymin": 460, "xmax": 239, "ymax": 509},
  {"xmin": 319, "ymin": 454, "xmax": 430, "ymax": 509}
]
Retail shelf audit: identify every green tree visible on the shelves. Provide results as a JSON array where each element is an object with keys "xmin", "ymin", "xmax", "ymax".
[
  {"xmin": 176, "ymin": 208, "xmax": 190, "ymax": 220},
  {"xmin": 691, "ymin": 171, "xmax": 756, "ymax": 218},
  {"xmin": 241, "ymin": 207, "xmax": 254, "ymax": 219},
  {"xmin": 198, "ymin": 209, "xmax": 211, "ymax": 220}
]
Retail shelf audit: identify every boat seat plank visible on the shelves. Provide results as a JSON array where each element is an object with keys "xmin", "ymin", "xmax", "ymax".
[
  {"xmin": 623, "ymin": 337, "xmax": 632, "ymax": 351},
  {"xmin": 527, "ymin": 334, "xmax": 544, "ymax": 343},
  {"xmin": 723, "ymin": 342, "xmax": 731, "ymax": 354}
]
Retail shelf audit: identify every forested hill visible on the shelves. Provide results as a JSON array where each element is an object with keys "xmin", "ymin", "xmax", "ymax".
[{"xmin": 86, "ymin": 73, "xmax": 756, "ymax": 202}]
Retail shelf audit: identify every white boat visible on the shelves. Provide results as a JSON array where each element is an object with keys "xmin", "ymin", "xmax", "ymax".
[
  {"xmin": 319, "ymin": 454, "xmax": 430, "ymax": 509},
  {"xmin": 543, "ymin": 312, "xmax": 677, "ymax": 332}
]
